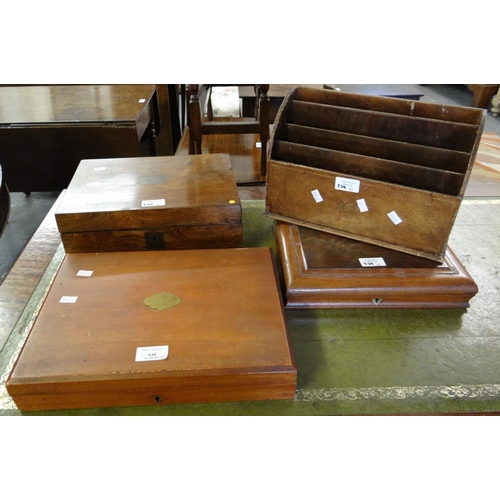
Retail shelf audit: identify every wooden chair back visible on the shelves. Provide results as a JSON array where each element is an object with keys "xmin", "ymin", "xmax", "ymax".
[{"xmin": 187, "ymin": 84, "xmax": 270, "ymax": 176}]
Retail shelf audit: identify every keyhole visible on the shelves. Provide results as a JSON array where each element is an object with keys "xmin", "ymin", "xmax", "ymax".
[
  {"xmin": 372, "ymin": 298, "xmax": 383, "ymax": 305},
  {"xmin": 154, "ymin": 395, "xmax": 162, "ymax": 403}
]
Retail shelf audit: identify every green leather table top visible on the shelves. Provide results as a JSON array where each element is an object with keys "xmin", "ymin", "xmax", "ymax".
[{"xmin": 1, "ymin": 199, "xmax": 499, "ymax": 415}]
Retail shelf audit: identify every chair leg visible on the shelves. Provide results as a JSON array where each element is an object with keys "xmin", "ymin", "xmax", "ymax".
[
  {"xmin": 207, "ymin": 86, "xmax": 214, "ymax": 121},
  {"xmin": 258, "ymin": 85, "xmax": 270, "ymax": 176},
  {"xmin": 188, "ymin": 85, "xmax": 203, "ymax": 155},
  {"xmin": 0, "ymin": 181, "xmax": 11, "ymax": 239},
  {"xmin": 147, "ymin": 119, "xmax": 158, "ymax": 156}
]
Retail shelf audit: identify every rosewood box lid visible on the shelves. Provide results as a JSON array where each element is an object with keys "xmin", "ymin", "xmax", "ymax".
[
  {"xmin": 54, "ymin": 154, "xmax": 243, "ymax": 253},
  {"xmin": 55, "ymin": 154, "xmax": 241, "ymax": 234}
]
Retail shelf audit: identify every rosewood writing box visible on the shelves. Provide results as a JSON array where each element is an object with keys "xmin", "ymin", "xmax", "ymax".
[
  {"xmin": 265, "ymin": 86, "xmax": 485, "ymax": 262},
  {"xmin": 55, "ymin": 154, "xmax": 242, "ymax": 253},
  {"xmin": 275, "ymin": 222, "xmax": 478, "ymax": 309},
  {"xmin": 6, "ymin": 247, "xmax": 296, "ymax": 411}
]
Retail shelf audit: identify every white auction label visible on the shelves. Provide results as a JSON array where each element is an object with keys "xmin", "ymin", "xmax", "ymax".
[
  {"xmin": 255, "ymin": 142, "xmax": 261, "ymax": 148},
  {"xmin": 141, "ymin": 199, "xmax": 166, "ymax": 208},
  {"xmin": 60, "ymin": 296, "xmax": 78, "ymax": 303},
  {"xmin": 359, "ymin": 257, "xmax": 387, "ymax": 267},
  {"xmin": 388, "ymin": 211, "xmax": 403, "ymax": 225},
  {"xmin": 356, "ymin": 198, "xmax": 369, "ymax": 212},
  {"xmin": 76, "ymin": 270, "xmax": 93, "ymax": 277},
  {"xmin": 335, "ymin": 177, "xmax": 360, "ymax": 193},
  {"xmin": 138, "ymin": 98, "xmax": 146, "ymax": 103},
  {"xmin": 135, "ymin": 345, "xmax": 169, "ymax": 362},
  {"xmin": 311, "ymin": 189, "xmax": 323, "ymax": 203}
]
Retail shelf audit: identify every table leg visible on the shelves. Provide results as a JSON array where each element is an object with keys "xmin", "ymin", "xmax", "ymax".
[
  {"xmin": 468, "ymin": 84, "xmax": 500, "ymax": 108},
  {"xmin": 148, "ymin": 119, "xmax": 158, "ymax": 156},
  {"xmin": 0, "ymin": 180, "xmax": 10, "ymax": 238},
  {"xmin": 491, "ymin": 91, "xmax": 500, "ymax": 117}
]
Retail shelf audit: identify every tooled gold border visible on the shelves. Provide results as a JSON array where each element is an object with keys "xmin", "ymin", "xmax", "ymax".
[{"xmin": 0, "ymin": 244, "xmax": 65, "ymax": 411}]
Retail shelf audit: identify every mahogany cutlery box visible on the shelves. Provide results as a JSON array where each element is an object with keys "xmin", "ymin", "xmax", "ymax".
[
  {"xmin": 55, "ymin": 154, "xmax": 242, "ymax": 253},
  {"xmin": 265, "ymin": 86, "xmax": 485, "ymax": 262},
  {"xmin": 275, "ymin": 221, "xmax": 478, "ymax": 309},
  {"xmin": 6, "ymin": 247, "xmax": 296, "ymax": 411}
]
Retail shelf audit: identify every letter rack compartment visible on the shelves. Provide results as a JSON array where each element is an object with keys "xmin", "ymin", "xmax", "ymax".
[{"xmin": 265, "ymin": 86, "xmax": 485, "ymax": 262}]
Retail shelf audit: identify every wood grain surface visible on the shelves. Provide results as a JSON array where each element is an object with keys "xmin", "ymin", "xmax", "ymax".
[
  {"xmin": 176, "ymin": 126, "xmax": 266, "ymax": 185},
  {"xmin": 6, "ymin": 247, "xmax": 296, "ymax": 410},
  {"xmin": 275, "ymin": 222, "xmax": 478, "ymax": 309},
  {"xmin": 266, "ymin": 86, "xmax": 485, "ymax": 262},
  {"xmin": 0, "ymin": 85, "xmax": 160, "ymax": 192},
  {"xmin": 55, "ymin": 154, "xmax": 242, "ymax": 252}
]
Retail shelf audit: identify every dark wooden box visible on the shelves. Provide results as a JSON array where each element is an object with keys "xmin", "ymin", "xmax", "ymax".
[
  {"xmin": 265, "ymin": 86, "xmax": 485, "ymax": 262},
  {"xmin": 6, "ymin": 247, "xmax": 296, "ymax": 411},
  {"xmin": 275, "ymin": 221, "xmax": 478, "ymax": 309},
  {"xmin": 55, "ymin": 154, "xmax": 242, "ymax": 253}
]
